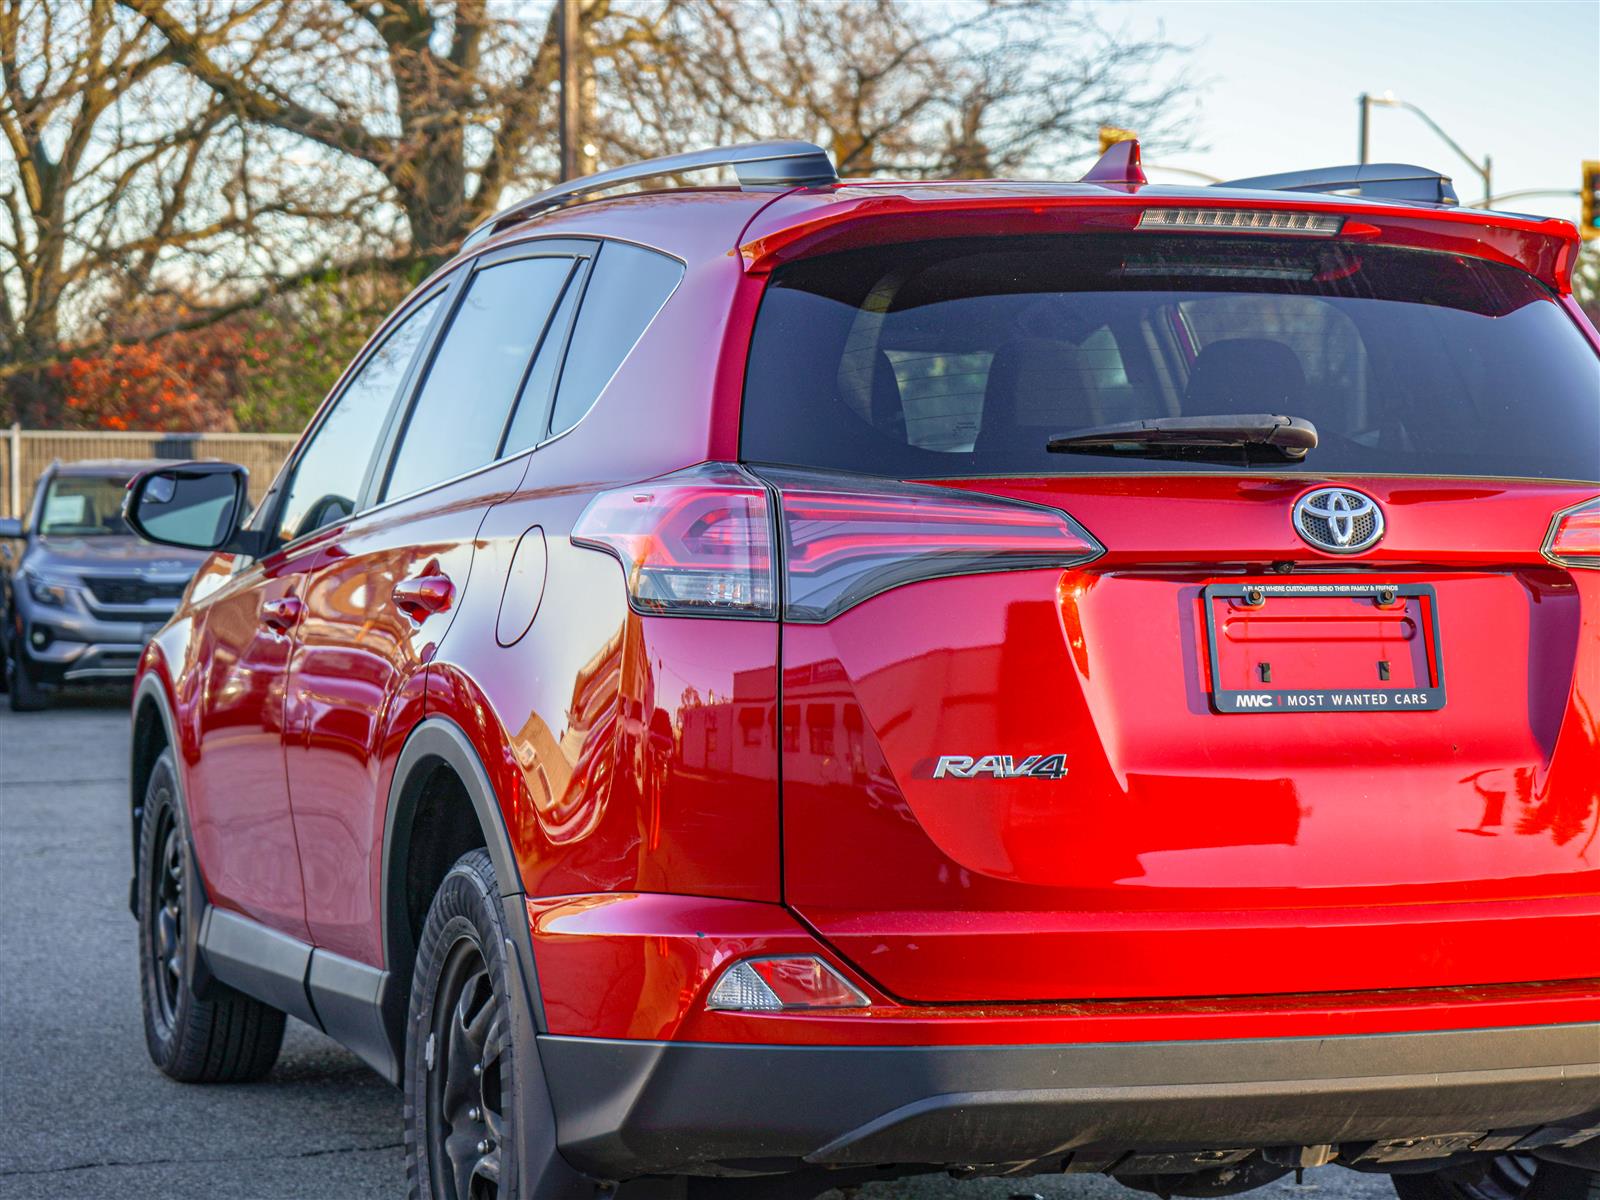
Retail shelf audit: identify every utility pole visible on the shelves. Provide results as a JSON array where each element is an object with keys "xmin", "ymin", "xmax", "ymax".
[{"xmin": 557, "ymin": 0, "xmax": 582, "ymax": 182}]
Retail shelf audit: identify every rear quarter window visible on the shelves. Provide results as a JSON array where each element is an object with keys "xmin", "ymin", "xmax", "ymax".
[{"xmin": 547, "ymin": 241, "xmax": 683, "ymax": 437}]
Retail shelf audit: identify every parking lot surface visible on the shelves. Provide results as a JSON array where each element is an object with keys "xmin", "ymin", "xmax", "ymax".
[{"xmin": 0, "ymin": 700, "xmax": 1391, "ymax": 1200}]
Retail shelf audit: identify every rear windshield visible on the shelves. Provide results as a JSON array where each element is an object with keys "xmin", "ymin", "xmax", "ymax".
[{"xmin": 741, "ymin": 236, "xmax": 1600, "ymax": 482}]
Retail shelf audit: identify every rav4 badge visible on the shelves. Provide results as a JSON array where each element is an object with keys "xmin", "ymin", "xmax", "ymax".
[{"xmin": 933, "ymin": 754, "xmax": 1068, "ymax": 780}]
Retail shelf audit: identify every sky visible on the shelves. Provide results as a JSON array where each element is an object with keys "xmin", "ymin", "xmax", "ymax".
[{"xmin": 1108, "ymin": 0, "xmax": 1599, "ymax": 225}]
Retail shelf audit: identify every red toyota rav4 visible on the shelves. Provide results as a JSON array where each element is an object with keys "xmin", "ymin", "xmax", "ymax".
[{"xmin": 123, "ymin": 140, "xmax": 1600, "ymax": 1200}]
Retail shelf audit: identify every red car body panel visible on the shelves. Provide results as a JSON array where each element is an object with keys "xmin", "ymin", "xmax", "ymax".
[
  {"xmin": 177, "ymin": 551, "xmax": 313, "ymax": 940},
  {"xmin": 425, "ymin": 435, "xmax": 783, "ymax": 908},
  {"xmin": 526, "ymin": 890, "xmax": 1600, "ymax": 1044},
  {"xmin": 282, "ymin": 457, "xmax": 525, "ymax": 961},
  {"xmin": 134, "ymin": 173, "xmax": 1599, "ymax": 1071},
  {"xmin": 778, "ymin": 476, "xmax": 1600, "ymax": 1002}
]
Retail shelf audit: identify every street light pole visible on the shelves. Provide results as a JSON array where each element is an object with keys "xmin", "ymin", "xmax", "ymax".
[
  {"xmin": 1358, "ymin": 93, "xmax": 1370, "ymax": 164},
  {"xmin": 1359, "ymin": 92, "xmax": 1492, "ymax": 205}
]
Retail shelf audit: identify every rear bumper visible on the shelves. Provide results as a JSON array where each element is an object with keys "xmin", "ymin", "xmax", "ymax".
[{"xmin": 539, "ymin": 1022, "xmax": 1600, "ymax": 1180}]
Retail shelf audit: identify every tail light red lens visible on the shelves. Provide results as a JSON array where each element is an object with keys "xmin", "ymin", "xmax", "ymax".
[
  {"xmin": 760, "ymin": 468, "xmax": 1103, "ymax": 623},
  {"xmin": 1544, "ymin": 498, "xmax": 1600, "ymax": 567},
  {"xmin": 574, "ymin": 464, "xmax": 1103, "ymax": 621},
  {"xmin": 571, "ymin": 464, "xmax": 777, "ymax": 617}
]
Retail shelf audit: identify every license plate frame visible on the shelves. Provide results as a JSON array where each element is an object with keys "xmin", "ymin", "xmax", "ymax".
[{"xmin": 1201, "ymin": 582, "xmax": 1446, "ymax": 715}]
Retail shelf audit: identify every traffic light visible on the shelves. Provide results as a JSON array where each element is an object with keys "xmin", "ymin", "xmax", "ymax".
[
  {"xmin": 1099, "ymin": 126, "xmax": 1137, "ymax": 155},
  {"xmin": 1583, "ymin": 161, "xmax": 1600, "ymax": 241}
]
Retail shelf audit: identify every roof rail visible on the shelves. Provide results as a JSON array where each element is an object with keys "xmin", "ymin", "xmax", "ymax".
[
  {"xmin": 461, "ymin": 140, "xmax": 838, "ymax": 251},
  {"xmin": 1215, "ymin": 163, "xmax": 1459, "ymax": 206}
]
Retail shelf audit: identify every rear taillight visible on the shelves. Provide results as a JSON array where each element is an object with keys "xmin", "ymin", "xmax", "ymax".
[
  {"xmin": 573, "ymin": 464, "xmax": 1103, "ymax": 621},
  {"xmin": 571, "ymin": 463, "xmax": 777, "ymax": 618},
  {"xmin": 1544, "ymin": 497, "xmax": 1600, "ymax": 568},
  {"xmin": 763, "ymin": 468, "xmax": 1103, "ymax": 623}
]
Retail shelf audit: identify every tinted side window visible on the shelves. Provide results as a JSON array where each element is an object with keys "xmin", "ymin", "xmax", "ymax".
[
  {"xmin": 276, "ymin": 291, "xmax": 442, "ymax": 546},
  {"xmin": 548, "ymin": 242, "xmax": 683, "ymax": 437},
  {"xmin": 501, "ymin": 265, "xmax": 584, "ymax": 455},
  {"xmin": 384, "ymin": 256, "xmax": 576, "ymax": 501}
]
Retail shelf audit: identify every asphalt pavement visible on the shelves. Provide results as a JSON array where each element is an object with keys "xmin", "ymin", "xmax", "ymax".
[{"xmin": 0, "ymin": 698, "xmax": 1392, "ymax": 1200}]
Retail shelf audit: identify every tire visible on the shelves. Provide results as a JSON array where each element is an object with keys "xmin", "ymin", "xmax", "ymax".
[
  {"xmin": 137, "ymin": 748, "xmax": 286, "ymax": 1082},
  {"xmin": 1528, "ymin": 1165, "xmax": 1600, "ymax": 1200},
  {"xmin": 1396, "ymin": 1159, "xmax": 1600, "ymax": 1200},
  {"xmin": 406, "ymin": 848, "xmax": 522, "ymax": 1200},
  {"xmin": 7, "ymin": 646, "xmax": 48, "ymax": 711}
]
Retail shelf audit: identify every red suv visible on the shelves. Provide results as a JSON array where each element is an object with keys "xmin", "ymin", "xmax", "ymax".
[{"xmin": 123, "ymin": 140, "xmax": 1600, "ymax": 1200}]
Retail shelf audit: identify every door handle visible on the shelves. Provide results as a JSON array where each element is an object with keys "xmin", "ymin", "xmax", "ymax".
[
  {"xmin": 393, "ymin": 574, "xmax": 454, "ymax": 622},
  {"xmin": 260, "ymin": 595, "xmax": 303, "ymax": 633}
]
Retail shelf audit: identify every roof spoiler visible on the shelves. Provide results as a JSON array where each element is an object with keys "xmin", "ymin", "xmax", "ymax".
[
  {"xmin": 462, "ymin": 140, "xmax": 838, "ymax": 251},
  {"xmin": 1075, "ymin": 142, "xmax": 1460, "ymax": 208},
  {"xmin": 1216, "ymin": 163, "xmax": 1460, "ymax": 206}
]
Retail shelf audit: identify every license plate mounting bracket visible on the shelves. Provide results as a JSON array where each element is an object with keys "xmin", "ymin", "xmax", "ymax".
[{"xmin": 1201, "ymin": 581, "xmax": 1446, "ymax": 715}]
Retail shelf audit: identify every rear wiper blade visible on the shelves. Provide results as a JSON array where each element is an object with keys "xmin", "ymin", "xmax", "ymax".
[{"xmin": 1046, "ymin": 414, "xmax": 1318, "ymax": 463}]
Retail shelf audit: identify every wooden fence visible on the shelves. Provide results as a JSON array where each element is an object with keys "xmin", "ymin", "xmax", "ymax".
[{"xmin": 1, "ymin": 426, "xmax": 298, "ymax": 520}]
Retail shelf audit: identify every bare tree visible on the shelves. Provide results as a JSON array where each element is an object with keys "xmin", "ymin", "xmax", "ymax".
[
  {"xmin": 120, "ymin": 0, "xmax": 656, "ymax": 257},
  {"xmin": 0, "ymin": 0, "xmax": 388, "ymax": 415},
  {"xmin": 0, "ymin": 0, "xmax": 213, "ymax": 403},
  {"xmin": 611, "ymin": 0, "xmax": 1194, "ymax": 180},
  {"xmin": 122, "ymin": 0, "xmax": 1193, "ymax": 254},
  {"xmin": 5, "ymin": 0, "xmax": 1195, "ymax": 426}
]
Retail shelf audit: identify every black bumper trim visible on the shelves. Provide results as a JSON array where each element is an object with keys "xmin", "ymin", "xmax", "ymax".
[{"xmin": 538, "ymin": 1023, "xmax": 1600, "ymax": 1179}]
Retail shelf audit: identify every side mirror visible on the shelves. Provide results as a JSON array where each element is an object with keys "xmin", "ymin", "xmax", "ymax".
[
  {"xmin": 0, "ymin": 517, "xmax": 21, "ymax": 540},
  {"xmin": 124, "ymin": 462, "xmax": 260, "ymax": 553}
]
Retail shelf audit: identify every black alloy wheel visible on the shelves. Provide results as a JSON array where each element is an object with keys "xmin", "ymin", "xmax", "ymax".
[
  {"xmin": 147, "ymin": 806, "xmax": 187, "ymax": 1033},
  {"xmin": 406, "ymin": 848, "xmax": 525, "ymax": 1200},
  {"xmin": 426, "ymin": 933, "xmax": 510, "ymax": 1199}
]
